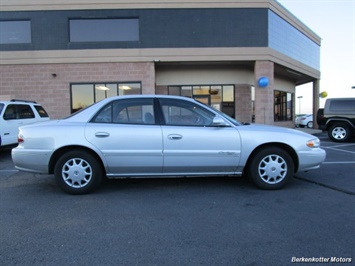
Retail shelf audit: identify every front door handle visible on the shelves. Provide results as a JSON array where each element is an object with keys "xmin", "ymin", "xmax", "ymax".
[{"xmin": 168, "ymin": 134, "xmax": 183, "ymax": 140}]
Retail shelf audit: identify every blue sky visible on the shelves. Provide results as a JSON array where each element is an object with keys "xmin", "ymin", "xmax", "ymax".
[{"xmin": 277, "ymin": 0, "xmax": 355, "ymax": 113}]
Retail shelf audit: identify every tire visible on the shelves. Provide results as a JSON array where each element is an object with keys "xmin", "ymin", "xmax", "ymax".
[
  {"xmin": 247, "ymin": 147, "xmax": 294, "ymax": 190},
  {"xmin": 328, "ymin": 123, "xmax": 351, "ymax": 142},
  {"xmin": 54, "ymin": 150, "xmax": 103, "ymax": 194},
  {"xmin": 307, "ymin": 121, "xmax": 313, "ymax": 128}
]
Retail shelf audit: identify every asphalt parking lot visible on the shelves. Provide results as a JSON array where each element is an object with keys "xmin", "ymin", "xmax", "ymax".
[
  {"xmin": 294, "ymin": 130, "xmax": 355, "ymax": 195},
  {"xmin": 0, "ymin": 131, "xmax": 354, "ymax": 265}
]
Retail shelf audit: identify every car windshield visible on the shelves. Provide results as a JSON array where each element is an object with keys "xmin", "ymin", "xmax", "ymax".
[{"xmin": 0, "ymin": 103, "xmax": 4, "ymax": 114}]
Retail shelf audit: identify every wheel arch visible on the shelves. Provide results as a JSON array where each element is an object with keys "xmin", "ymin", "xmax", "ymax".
[
  {"xmin": 48, "ymin": 145, "xmax": 106, "ymax": 175},
  {"xmin": 325, "ymin": 119, "xmax": 354, "ymax": 130},
  {"xmin": 244, "ymin": 143, "xmax": 299, "ymax": 174}
]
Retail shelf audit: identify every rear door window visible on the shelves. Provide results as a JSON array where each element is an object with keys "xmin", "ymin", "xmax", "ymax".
[
  {"xmin": 91, "ymin": 99, "xmax": 155, "ymax": 125},
  {"xmin": 3, "ymin": 104, "xmax": 35, "ymax": 120}
]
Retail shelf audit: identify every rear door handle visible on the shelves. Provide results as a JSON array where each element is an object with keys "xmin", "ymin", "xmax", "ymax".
[
  {"xmin": 95, "ymin": 132, "xmax": 110, "ymax": 138},
  {"xmin": 168, "ymin": 134, "xmax": 183, "ymax": 140}
]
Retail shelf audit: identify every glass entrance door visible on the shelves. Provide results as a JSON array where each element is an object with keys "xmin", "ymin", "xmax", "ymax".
[{"xmin": 193, "ymin": 95, "xmax": 210, "ymax": 105}]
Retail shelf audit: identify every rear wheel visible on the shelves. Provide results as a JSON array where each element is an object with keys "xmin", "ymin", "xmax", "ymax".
[
  {"xmin": 307, "ymin": 121, "xmax": 313, "ymax": 128},
  {"xmin": 247, "ymin": 147, "xmax": 294, "ymax": 190},
  {"xmin": 54, "ymin": 150, "xmax": 103, "ymax": 194},
  {"xmin": 328, "ymin": 123, "xmax": 351, "ymax": 142}
]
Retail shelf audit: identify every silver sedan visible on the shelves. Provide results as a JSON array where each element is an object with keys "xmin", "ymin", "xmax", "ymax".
[{"xmin": 12, "ymin": 95, "xmax": 326, "ymax": 194}]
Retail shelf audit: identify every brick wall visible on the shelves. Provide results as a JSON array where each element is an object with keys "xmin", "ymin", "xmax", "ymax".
[{"xmin": 0, "ymin": 62, "xmax": 155, "ymax": 119}]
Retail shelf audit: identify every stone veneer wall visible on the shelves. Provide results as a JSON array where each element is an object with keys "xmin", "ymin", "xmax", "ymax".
[
  {"xmin": 254, "ymin": 61, "xmax": 274, "ymax": 125},
  {"xmin": 235, "ymin": 84, "xmax": 252, "ymax": 123}
]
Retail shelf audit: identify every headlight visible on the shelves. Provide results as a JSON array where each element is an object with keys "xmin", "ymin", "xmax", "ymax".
[{"xmin": 306, "ymin": 138, "xmax": 320, "ymax": 148}]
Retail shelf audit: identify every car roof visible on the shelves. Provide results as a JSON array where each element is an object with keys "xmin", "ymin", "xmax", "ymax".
[
  {"xmin": 104, "ymin": 94, "xmax": 194, "ymax": 100},
  {"xmin": 65, "ymin": 94, "xmax": 204, "ymax": 122},
  {"xmin": 97, "ymin": 94, "xmax": 200, "ymax": 105},
  {"xmin": 0, "ymin": 99, "xmax": 39, "ymax": 104}
]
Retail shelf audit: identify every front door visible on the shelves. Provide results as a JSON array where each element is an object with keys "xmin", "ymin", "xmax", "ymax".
[{"xmin": 158, "ymin": 98, "xmax": 241, "ymax": 174}]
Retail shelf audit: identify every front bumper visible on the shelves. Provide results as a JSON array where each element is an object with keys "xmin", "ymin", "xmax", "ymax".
[{"xmin": 297, "ymin": 148, "xmax": 326, "ymax": 172}]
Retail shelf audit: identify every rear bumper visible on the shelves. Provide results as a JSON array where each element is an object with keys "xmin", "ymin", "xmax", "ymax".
[{"xmin": 11, "ymin": 148, "xmax": 52, "ymax": 174}]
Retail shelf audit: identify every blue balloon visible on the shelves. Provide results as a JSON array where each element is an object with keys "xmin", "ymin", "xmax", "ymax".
[{"xmin": 258, "ymin": 77, "xmax": 269, "ymax": 87}]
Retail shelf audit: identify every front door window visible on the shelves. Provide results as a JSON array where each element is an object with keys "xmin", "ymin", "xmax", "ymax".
[{"xmin": 167, "ymin": 84, "xmax": 235, "ymax": 117}]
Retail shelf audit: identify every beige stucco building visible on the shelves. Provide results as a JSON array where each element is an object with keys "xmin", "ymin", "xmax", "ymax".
[{"xmin": 0, "ymin": 0, "xmax": 321, "ymax": 127}]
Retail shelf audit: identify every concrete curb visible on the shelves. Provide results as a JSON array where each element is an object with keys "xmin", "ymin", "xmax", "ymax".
[{"xmin": 295, "ymin": 128, "xmax": 323, "ymax": 135}]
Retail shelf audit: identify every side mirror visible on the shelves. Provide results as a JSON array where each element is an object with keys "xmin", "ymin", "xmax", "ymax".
[{"xmin": 211, "ymin": 116, "xmax": 230, "ymax": 127}]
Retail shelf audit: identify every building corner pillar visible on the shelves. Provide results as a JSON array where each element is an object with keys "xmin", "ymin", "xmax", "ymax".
[
  {"xmin": 313, "ymin": 79, "xmax": 320, "ymax": 129},
  {"xmin": 254, "ymin": 61, "xmax": 274, "ymax": 125}
]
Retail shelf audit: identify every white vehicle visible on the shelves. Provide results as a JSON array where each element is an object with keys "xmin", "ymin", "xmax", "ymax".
[
  {"xmin": 0, "ymin": 99, "xmax": 49, "ymax": 147},
  {"xmin": 12, "ymin": 95, "xmax": 326, "ymax": 194},
  {"xmin": 295, "ymin": 114, "xmax": 313, "ymax": 128}
]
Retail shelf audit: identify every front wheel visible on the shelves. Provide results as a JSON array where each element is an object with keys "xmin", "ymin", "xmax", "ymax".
[
  {"xmin": 247, "ymin": 147, "xmax": 294, "ymax": 190},
  {"xmin": 54, "ymin": 150, "xmax": 103, "ymax": 194}
]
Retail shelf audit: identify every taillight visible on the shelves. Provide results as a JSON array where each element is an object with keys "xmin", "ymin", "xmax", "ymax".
[{"xmin": 17, "ymin": 134, "xmax": 24, "ymax": 143}]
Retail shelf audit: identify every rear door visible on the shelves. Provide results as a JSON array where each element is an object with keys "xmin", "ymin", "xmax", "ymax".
[{"xmin": 85, "ymin": 98, "xmax": 163, "ymax": 175}]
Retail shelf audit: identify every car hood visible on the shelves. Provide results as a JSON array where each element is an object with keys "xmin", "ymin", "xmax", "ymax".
[{"xmin": 238, "ymin": 123, "xmax": 316, "ymax": 139}]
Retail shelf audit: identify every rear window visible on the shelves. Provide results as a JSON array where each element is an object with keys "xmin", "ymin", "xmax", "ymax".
[
  {"xmin": 0, "ymin": 103, "xmax": 4, "ymax": 114},
  {"xmin": 329, "ymin": 100, "xmax": 355, "ymax": 112},
  {"xmin": 34, "ymin": 105, "xmax": 49, "ymax": 118}
]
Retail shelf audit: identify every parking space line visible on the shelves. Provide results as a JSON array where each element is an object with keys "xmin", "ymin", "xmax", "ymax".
[
  {"xmin": 329, "ymin": 143, "xmax": 355, "ymax": 148},
  {"xmin": 322, "ymin": 146, "xmax": 355, "ymax": 154}
]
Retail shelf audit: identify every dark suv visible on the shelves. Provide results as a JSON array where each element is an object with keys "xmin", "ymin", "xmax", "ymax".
[{"xmin": 317, "ymin": 98, "xmax": 355, "ymax": 142}]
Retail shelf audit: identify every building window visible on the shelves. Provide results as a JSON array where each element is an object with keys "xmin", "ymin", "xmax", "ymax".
[
  {"xmin": 0, "ymin": 20, "xmax": 31, "ymax": 44},
  {"xmin": 165, "ymin": 85, "xmax": 235, "ymax": 118},
  {"xmin": 274, "ymin": 90, "xmax": 293, "ymax": 121},
  {"xmin": 70, "ymin": 82, "xmax": 141, "ymax": 113},
  {"xmin": 69, "ymin": 18, "xmax": 139, "ymax": 42}
]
